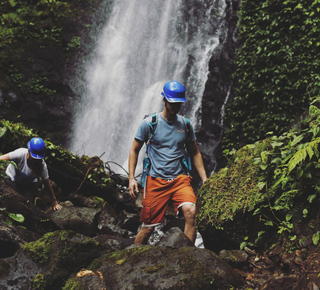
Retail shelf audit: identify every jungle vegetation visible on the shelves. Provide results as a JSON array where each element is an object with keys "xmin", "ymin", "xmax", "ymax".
[
  {"xmin": 197, "ymin": 0, "xmax": 320, "ymax": 249},
  {"xmin": 0, "ymin": 0, "xmax": 320, "ymax": 251}
]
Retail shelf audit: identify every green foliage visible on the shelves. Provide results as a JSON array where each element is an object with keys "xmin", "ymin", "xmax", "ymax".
[
  {"xmin": 0, "ymin": 119, "xmax": 35, "ymax": 152},
  {"xmin": 313, "ymin": 231, "xmax": 320, "ymax": 246},
  {"xmin": 224, "ymin": 0, "xmax": 320, "ymax": 149},
  {"xmin": 7, "ymin": 212, "xmax": 25, "ymax": 223},
  {"xmin": 198, "ymin": 97, "xmax": 320, "ymax": 247},
  {"xmin": 0, "ymin": 0, "xmax": 103, "ymax": 92},
  {"xmin": 0, "ymin": 205, "xmax": 25, "ymax": 228},
  {"xmin": 197, "ymin": 144, "xmax": 263, "ymax": 227},
  {"xmin": 32, "ymin": 273, "xmax": 46, "ymax": 290}
]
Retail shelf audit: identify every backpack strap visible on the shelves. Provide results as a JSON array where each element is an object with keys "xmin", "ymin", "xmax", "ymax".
[
  {"xmin": 140, "ymin": 112, "xmax": 158, "ymax": 187},
  {"xmin": 182, "ymin": 117, "xmax": 192, "ymax": 173},
  {"xmin": 183, "ymin": 117, "xmax": 191, "ymax": 142},
  {"xmin": 145, "ymin": 112, "xmax": 158, "ymax": 145}
]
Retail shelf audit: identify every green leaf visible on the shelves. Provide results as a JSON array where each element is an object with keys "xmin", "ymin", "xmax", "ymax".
[
  {"xmin": 285, "ymin": 213, "xmax": 293, "ymax": 222},
  {"xmin": 253, "ymin": 208, "xmax": 261, "ymax": 215},
  {"xmin": 8, "ymin": 213, "xmax": 25, "ymax": 223},
  {"xmin": 260, "ymin": 164, "xmax": 268, "ymax": 170},
  {"xmin": 307, "ymin": 194, "xmax": 317, "ymax": 203},
  {"xmin": 271, "ymin": 142, "xmax": 283, "ymax": 148},
  {"xmin": 291, "ymin": 135, "xmax": 304, "ymax": 146},
  {"xmin": 0, "ymin": 127, "xmax": 7, "ymax": 138},
  {"xmin": 272, "ymin": 174, "xmax": 285, "ymax": 190},
  {"xmin": 232, "ymin": 204, "xmax": 238, "ymax": 213},
  {"xmin": 271, "ymin": 157, "xmax": 282, "ymax": 164},
  {"xmin": 296, "ymin": 168, "xmax": 304, "ymax": 179},
  {"xmin": 289, "ymin": 235, "xmax": 297, "ymax": 241},
  {"xmin": 257, "ymin": 182, "xmax": 266, "ymax": 190},
  {"xmin": 312, "ymin": 232, "xmax": 320, "ymax": 246},
  {"xmin": 240, "ymin": 241, "xmax": 247, "ymax": 250}
]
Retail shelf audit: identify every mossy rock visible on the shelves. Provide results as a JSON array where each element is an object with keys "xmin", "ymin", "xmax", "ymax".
[
  {"xmin": 64, "ymin": 246, "xmax": 244, "ymax": 289},
  {"xmin": 11, "ymin": 230, "xmax": 105, "ymax": 289}
]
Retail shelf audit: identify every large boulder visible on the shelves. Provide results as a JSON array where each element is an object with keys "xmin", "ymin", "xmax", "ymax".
[
  {"xmin": 0, "ymin": 230, "xmax": 107, "ymax": 290},
  {"xmin": 47, "ymin": 203, "xmax": 101, "ymax": 236},
  {"xmin": 0, "ymin": 220, "xmax": 40, "ymax": 258},
  {"xmin": 64, "ymin": 245, "xmax": 244, "ymax": 289}
]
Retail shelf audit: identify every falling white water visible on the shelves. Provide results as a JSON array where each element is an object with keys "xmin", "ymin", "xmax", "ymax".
[{"xmin": 70, "ymin": 0, "xmax": 227, "ymax": 174}]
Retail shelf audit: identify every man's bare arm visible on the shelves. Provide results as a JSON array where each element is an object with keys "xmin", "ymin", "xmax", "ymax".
[
  {"xmin": 188, "ymin": 140, "xmax": 207, "ymax": 183},
  {"xmin": 128, "ymin": 139, "xmax": 144, "ymax": 199}
]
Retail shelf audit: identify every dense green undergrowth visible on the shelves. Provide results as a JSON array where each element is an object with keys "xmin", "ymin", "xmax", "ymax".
[
  {"xmin": 224, "ymin": 0, "xmax": 320, "ymax": 149},
  {"xmin": 197, "ymin": 97, "xmax": 320, "ymax": 249},
  {"xmin": 0, "ymin": 0, "xmax": 103, "ymax": 92}
]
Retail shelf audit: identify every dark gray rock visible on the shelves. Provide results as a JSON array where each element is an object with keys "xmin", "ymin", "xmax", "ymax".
[
  {"xmin": 64, "ymin": 246, "xmax": 244, "ymax": 289},
  {"xmin": 0, "ymin": 230, "xmax": 105, "ymax": 290},
  {"xmin": 115, "ymin": 210, "xmax": 141, "ymax": 233},
  {"xmin": 0, "ymin": 220, "xmax": 40, "ymax": 258},
  {"xmin": 219, "ymin": 249, "xmax": 249, "ymax": 267},
  {"xmin": 97, "ymin": 204, "xmax": 135, "ymax": 238},
  {"xmin": 157, "ymin": 227, "xmax": 194, "ymax": 248},
  {"xmin": 0, "ymin": 90, "xmax": 4, "ymax": 106},
  {"xmin": 47, "ymin": 206, "xmax": 100, "ymax": 236},
  {"xmin": 94, "ymin": 234, "xmax": 134, "ymax": 251},
  {"xmin": 7, "ymin": 91, "xmax": 18, "ymax": 104},
  {"xmin": 0, "ymin": 184, "xmax": 59, "ymax": 235},
  {"xmin": 0, "ymin": 221, "xmax": 24, "ymax": 258},
  {"xmin": 68, "ymin": 194, "xmax": 100, "ymax": 208}
]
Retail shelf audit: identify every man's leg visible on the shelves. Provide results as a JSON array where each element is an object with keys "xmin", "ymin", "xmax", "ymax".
[
  {"xmin": 134, "ymin": 226, "xmax": 154, "ymax": 244},
  {"xmin": 136, "ymin": 176, "xmax": 169, "ymax": 244},
  {"xmin": 181, "ymin": 203, "xmax": 196, "ymax": 243},
  {"xmin": 5, "ymin": 178, "xmax": 35, "ymax": 203}
]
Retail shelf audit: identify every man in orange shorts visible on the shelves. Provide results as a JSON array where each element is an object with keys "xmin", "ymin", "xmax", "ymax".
[{"xmin": 128, "ymin": 81, "xmax": 207, "ymax": 244}]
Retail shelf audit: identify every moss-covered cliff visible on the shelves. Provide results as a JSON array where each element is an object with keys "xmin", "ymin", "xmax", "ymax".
[
  {"xmin": 0, "ymin": 0, "xmax": 109, "ymax": 145},
  {"xmin": 224, "ymin": 0, "xmax": 320, "ymax": 149}
]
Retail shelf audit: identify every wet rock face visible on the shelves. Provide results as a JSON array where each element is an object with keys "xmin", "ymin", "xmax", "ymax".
[
  {"xmin": 0, "ymin": 52, "xmax": 75, "ymax": 146},
  {"xmin": 197, "ymin": 0, "xmax": 241, "ymax": 174}
]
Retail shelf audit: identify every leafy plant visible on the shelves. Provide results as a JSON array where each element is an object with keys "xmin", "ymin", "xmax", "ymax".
[
  {"xmin": 198, "ymin": 96, "xmax": 320, "ymax": 248},
  {"xmin": 7, "ymin": 213, "xmax": 25, "ymax": 224},
  {"xmin": 224, "ymin": 0, "xmax": 320, "ymax": 150}
]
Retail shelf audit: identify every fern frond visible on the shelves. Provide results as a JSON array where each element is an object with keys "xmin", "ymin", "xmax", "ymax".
[{"xmin": 287, "ymin": 138, "xmax": 320, "ymax": 173}]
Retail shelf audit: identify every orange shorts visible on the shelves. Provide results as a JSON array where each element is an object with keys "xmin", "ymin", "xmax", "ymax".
[{"xmin": 140, "ymin": 174, "xmax": 196, "ymax": 226}]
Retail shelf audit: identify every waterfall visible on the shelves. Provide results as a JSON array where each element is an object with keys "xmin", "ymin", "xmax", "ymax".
[{"xmin": 70, "ymin": 0, "xmax": 227, "ymax": 174}]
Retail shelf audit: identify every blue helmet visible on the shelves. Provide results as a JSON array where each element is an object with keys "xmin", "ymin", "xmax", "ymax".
[
  {"xmin": 161, "ymin": 81, "xmax": 186, "ymax": 103},
  {"xmin": 27, "ymin": 137, "xmax": 45, "ymax": 159}
]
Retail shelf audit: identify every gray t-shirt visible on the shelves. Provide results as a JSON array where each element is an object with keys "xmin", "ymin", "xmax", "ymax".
[
  {"xmin": 135, "ymin": 113, "xmax": 196, "ymax": 179},
  {"xmin": 6, "ymin": 148, "xmax": 49, "ymax": 183}
]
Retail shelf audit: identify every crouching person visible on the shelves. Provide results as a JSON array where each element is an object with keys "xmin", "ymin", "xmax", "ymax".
[{"xmin": 0, "ymin": 137, "xmax": 62, "ymax": 211}]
